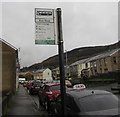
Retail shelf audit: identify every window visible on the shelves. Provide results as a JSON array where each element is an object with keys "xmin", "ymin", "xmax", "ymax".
[
  {"xmin": 44, "ymin": 86, "xmax": 49, "ymax": 91},
  {"xmin": 113, "ymin": 57, "xmax": 117, "ymax": 64},
  {"xmin": 99, "ymin": 60, "xmax": 101, "ymax": 66},
  {"xmin": 104, "ymin": 68, "xmax": 108, "ymax": 73},
  {"xmin": 85, "ymin": 63, "xmax": 88, "ymax": 68},
  {"xmin": 50, "ymin": 85, "xmax": 60, "ymax": 91},
  {"xmin": 104, "ymin": 58, "xmax": 107, "ymax": 66}
]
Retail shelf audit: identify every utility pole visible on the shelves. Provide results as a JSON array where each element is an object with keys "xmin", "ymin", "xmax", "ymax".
[{"xmin": 57, "ymin": 8, "xmax": 66, "ymax": 117}]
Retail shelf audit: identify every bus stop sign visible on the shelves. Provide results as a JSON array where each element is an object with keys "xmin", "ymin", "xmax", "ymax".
[{"xmin": 35, "ymin": 8, "xmax": 58, "ymax": 45}]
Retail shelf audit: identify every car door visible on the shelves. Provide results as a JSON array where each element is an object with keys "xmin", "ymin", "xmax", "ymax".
[
  {"xmin": 42, "ymin": 85, "xmax": 50, "ymax": 102},
  {"xmin": 66, "ymin": 94, "xmax": 80, "ymax": 116}
]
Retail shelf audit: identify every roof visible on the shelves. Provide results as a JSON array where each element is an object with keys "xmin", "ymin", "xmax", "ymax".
[
  {"xmin": 36, "ymin": 69, "xmax": 45, "ymax": 73},
  {"xmin": 52, "ymin": 67, "xmax": 59, "ymax": 71},
  {"xmin": 87, "ymin": 48, "xmax": 120, "ymax": 62},
  {"xmin": 70, "ymin": 58, "xmax": 89, "ymax": 66},
  {"xmin": 70, "ymin": 48, "xmax": 120, "ymax": 66},
  {"xmin": 36, "ymin": 68, "xmax": 51, "ymax": 73},
  {"xmin": 67, "ymin": 89, "xmax": 112, "ymax": 99},
  {"xmin": 0, "ymin": 38, "xmax": 17, "ymax": 50}
]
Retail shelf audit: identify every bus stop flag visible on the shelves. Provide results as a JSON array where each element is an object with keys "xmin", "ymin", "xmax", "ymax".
[{"xmin": 35, "ymin": 8, "xmax": 58, "ymax": 45}]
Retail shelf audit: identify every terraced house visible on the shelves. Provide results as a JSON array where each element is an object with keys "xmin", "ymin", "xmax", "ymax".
[
  {"xmin": 96, "ymin": 48, "xmax": 120, "ymax": 74},
  {"xmin": 68, "ymin": 48, "xmax": 120, "ymax": 79}
]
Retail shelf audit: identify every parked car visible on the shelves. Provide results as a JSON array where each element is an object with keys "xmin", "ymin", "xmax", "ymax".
[
  {"xmin": 23, "ymin": 81, "xmax": 28, "ymax": 87},
  {"xmin": 52, "ymin": 80, "xmax": 72, "ymax": 87},
  {"xmin": 38, "ymin": 83, "xmax": 60, "ymax": 111},
  {"xmin": 50, "ymin": 89, "xmax": 120, "ymax": 116},
  {"xmin": 73, "ymin": 84, "xmax": 86, "ymax": 89},
  {"xmin": 65, "ymin": 80, "xmax": 72, "ymax": 87},
  {"xmin": 26, "ymin": 80, "xmax": 35, "ymax": 90},
  {"xmin": 28, "ymin": 81, "xmax": 42, "ymax": 95},
  {"xmin": 111, "ymin": 83, "xmax": 120, "ymax": 93}
]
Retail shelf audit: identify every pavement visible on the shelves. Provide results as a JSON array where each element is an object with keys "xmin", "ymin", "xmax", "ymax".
[{"xmin": 7, "ymin": 84, "xmax": 48, "ymax": 117}]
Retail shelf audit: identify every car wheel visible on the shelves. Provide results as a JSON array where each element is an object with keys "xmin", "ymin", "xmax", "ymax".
[
  {"xmin": 29, "ymin": 89, "xmax": 33, "ymax": 95},
  {"xmin": 44, "ymin": 101, "xmax": 50, "ymax": 111},
  {"xmin": 39, "ymin": 98, "xmax": 42, "ymax": 106},
  {"xmin": 28, "ymin": 89, "xmax": 30, "ymax": 94},
  {"xmin": 53, "ymin": 107, "xmax": 58, "ymax": 114},
  {"xmin": 51, "ymin": 106, "xmax": 60, "ymax": 116}
]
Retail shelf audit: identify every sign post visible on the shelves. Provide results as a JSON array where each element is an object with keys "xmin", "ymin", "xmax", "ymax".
[
  {"xmin": 35, "ymin": 8, "xmax": 66, "ymax": 117},
  {"xmin": 56, "ymin": 8, "xmax": 66, "ymax": 117}
]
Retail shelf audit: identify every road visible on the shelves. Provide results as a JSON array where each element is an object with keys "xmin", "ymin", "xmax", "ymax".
[{"xmin": 87, "ymin": 83, "xmax": 120, "ymax": 99}]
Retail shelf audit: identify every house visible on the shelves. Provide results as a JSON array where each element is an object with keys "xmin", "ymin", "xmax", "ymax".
[
  {"xmin": 0, "ymin": 38, "xmax": 20, "ymax": 116},
  {"xmin": 83, "ymin": 48, "xmax": 120, "ymax": 77},
  {"xmin": 52, "ymin": 67, "xmax": 60, "ymax": 80},
  {"xmin": 69, "ymin": 48, "xmax": 120, "ymax": 79},
  {"xmin": 95, "ymin": 48, "xmax": 120, "ymax": 74},
  {"xmin": 33, "ymin": 68, "xmax": 53, "ymax": 82},
  {"xmin": 69, "ymin": 58, "xmax": 90, "ymax": 79}
]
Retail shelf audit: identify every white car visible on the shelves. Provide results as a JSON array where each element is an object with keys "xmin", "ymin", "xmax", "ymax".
[{"xmin": 73, "ymin": 84, "xmax": 86, "ymax": 90}]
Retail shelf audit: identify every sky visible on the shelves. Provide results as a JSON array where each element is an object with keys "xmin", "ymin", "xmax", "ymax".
[{"xmin": 1, "ymin": 0, "xmax": 119, "ymax": 68}]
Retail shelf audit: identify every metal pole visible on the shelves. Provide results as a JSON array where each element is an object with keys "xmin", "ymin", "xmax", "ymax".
[
  {"xmin": 65, "ymin": 50, "xmax": 68, "ymax": 79},
  {"xmin": 56, "ymin": 8, "xmax": 66, "ymax": 117}
]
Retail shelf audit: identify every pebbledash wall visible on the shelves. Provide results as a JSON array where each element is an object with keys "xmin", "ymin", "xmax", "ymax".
[
  {"xmin": 0, "ymin": 39, "xmax": 18, "ymax": 116},
  {"xmin": 2, "ymin": 41, "xmax": 16, "ymax": 95}
]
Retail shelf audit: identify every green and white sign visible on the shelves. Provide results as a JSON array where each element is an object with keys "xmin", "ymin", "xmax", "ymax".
[{"xmin": 35, "ymin": 8, "xmax": 58, "ymax": 45}]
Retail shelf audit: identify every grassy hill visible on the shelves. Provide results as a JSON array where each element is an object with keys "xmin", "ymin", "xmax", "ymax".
[{"xmin": 21, "ymin": 41, "xmax": 120, "ymax": 72}]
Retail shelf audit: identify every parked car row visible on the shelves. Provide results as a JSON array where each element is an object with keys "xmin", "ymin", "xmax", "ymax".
[
  {"xmin": 39, "ymin": 84, "xmax": 120, "ymax": 116},
  {"xmin": 51, "ymin": 80, "xmax": 72, "ymax": 87},
  {"xmin": 22, "ymin": 80, "xmax": 43, "ymax": 95},
  {"xmin": 22, "ymin": 79, "xmax": 72, "ymax": 95},
  {"xmin": 22, "ymin": 80, "xmax": 120, "ymax": 116}
]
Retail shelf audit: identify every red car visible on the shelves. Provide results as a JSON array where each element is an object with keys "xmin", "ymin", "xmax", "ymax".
[
  {"xmin": 38, "ymin": 83, "xmax": 60, "ymax": 111},
  {"xmin": 26, "ymin": 80, "xmax": 34, "ymax": 90}
]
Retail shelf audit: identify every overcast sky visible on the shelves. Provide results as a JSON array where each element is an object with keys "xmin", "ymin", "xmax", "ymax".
[{"xmin": 1, "ymin": 0, "xmax": 118, "ymax": 67}]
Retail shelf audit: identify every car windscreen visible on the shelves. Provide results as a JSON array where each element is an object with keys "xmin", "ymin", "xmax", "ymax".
[
  {"xmin": 50, "ymin": 85, "xmax": 60, "ymax": 91},
  {"xmin": 33, "ymin": 82, "xmax": 42, "ymax": 86},
  {"xmin": 79, "ymin": 94, "xmax": 119, "ymax": 112},
  {"xmin": 65, "ymin": 80, "xmax": 70, "ymax": 83}
]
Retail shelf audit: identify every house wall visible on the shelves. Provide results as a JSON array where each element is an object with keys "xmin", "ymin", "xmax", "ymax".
[
  {"xmin": 78, "ymin": 63, "xmax": 85, "ymax": 77},
  {"xmin": 2, "ymin": 42, "xmax": 16, "ymax": 94},
  {"xmin": 43, "ymin": 68, "xmax": 53, "ymax": 82},
  {"xmin": 111, "ymin": 51, "xmax": 120, "ymax": 71},
  {"xmin": 69, "ymin": 65, "xmax": 78, "ymax": 78},
  {"xmin": 96, "ymin": 50, "xmax": 120, "ymax": 75},
  {"xmin": 89, "ymin": 61, "xmax": 97, "ymax": 76},
  {"xmin": 34, "ymin": 72, "xmax": 43, "ymax": 80},
  {"xmin": 52, "ymin": 68, "xmax": 60, "ymax": 80},
  {"xmin": 38, "ymin": 72, "xmax": 43, "ymax": 79}
]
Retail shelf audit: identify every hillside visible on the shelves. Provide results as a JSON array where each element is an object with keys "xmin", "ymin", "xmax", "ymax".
[{"xmin": 21, "ymin": 41, "xmax": 120, "ymax": 72}]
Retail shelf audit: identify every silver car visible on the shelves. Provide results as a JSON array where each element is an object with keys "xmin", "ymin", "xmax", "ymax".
[{"xmin": 50, "ymin": 89, "xmax": 120, "ymax": 117}]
